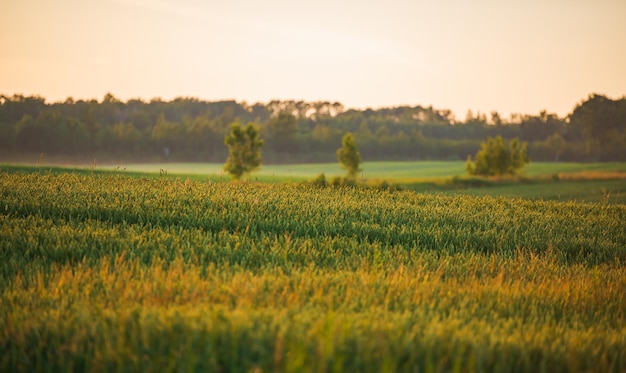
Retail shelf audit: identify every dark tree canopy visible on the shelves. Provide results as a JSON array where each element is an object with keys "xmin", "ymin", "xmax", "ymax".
[
  {"xmin": 268, "ymin": 112, "xmax": 298, "ymax": 153},
  {"xmin": 567, "ymin": 94, "xmax": 626, "ymax": 161},
  {"xmin": 0, "ymin": 92, "xmax": 624, "ymax": 163}
]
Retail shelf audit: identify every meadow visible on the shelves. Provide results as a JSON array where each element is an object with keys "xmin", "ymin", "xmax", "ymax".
[
  {"xmin": 103, "ymin": 161, "xmax": 626, "ymax": 204},
  {"xmin": 30, "ymin": 160, "xmax": 622, "ymax": 205},
  {"xmin": 1, "ymin": 170, "xmax": 625, "ymax": 372},
  {"xmin": 107, "ymin": 161, "xmax": 626, "ymax": 181}
]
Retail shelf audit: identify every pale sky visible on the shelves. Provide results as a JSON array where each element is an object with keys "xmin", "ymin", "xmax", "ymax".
[{"xmin": 2, "ymin": 0, "xmax": 625, "ymax": 119}]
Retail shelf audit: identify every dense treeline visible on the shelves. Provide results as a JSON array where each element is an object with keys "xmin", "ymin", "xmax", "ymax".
[{"xmin": 1, "ymin": 93, "xmax": 624, "ymax": 163}]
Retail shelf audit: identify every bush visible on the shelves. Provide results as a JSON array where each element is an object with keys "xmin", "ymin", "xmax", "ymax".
[
  {"xmin": 466, "ymin": 136, "xmax": 529, "ymax": 176},
  {"xmin": 311, "ymin": 173, "xmax": 328, "ymax": 187},
  {"xmin": 329, "ymin": 176, "xmax": 356, "ymax": 188}
]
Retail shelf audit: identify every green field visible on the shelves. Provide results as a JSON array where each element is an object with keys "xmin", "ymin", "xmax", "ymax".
[
  {"xmin": 112, "ymin": 161, "xmax": 467, "ymax": 180},
  {"xmin": 430, "ymin": 179, "xmax": 626, "ymax": 204},
  {"xmin": 7, "ymin": 160, "xmax": 625, "ymax": 204},
  {"xmin": 1, "ymin": 171, "xmax": 625, "ymax": 372},
  {"xmin": 106, "ymin": 161, "xmax": 626, "ymax": 180}
]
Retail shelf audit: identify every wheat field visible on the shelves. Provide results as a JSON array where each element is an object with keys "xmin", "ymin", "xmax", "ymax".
[{"xmin": 1, "ymin": 171, "xmax": 625, "ymax": 372}]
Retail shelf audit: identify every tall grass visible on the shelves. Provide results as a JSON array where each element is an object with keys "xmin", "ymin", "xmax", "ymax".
[{"xmin": 1, "ymin": 171, "xmax": 625, "ymax": 372}]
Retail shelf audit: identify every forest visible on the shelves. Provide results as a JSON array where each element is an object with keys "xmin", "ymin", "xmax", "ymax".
[{"xmin": 1, "ymin": 93, "xmax": 625, "ymax": 163}]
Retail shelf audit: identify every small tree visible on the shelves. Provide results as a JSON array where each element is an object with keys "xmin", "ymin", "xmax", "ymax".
[
  {"xmin": 336, "ymin": 132, "xmax": 362, "ymax": 180},
  {"xmin": 466, "ymin": 136, "xmax": 529, "ymax": 176},
  {"xmin": 223, "ymin": 121, "xmax": 264, "ymax": 180}
]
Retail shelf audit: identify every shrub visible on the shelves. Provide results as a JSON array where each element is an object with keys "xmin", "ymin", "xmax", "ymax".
[{"xmin": 466, "ymin": 136, "xmax": 529, "ymax": 176}]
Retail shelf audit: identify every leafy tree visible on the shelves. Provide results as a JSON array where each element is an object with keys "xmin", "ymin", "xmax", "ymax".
[
  {"xmin": 151, "ymin": 114, "xmax": 181, "ymax": 157},
  {"xmin": 568, "ymin": 94, "xmax": 626, "ymax": 160},
  {"xmin": 14, "ymin": 114, "xmax": 47, "ymax": 152},
  {"xmin": 184, "ymin": 113, "xmax": 223, "ymax": 159},
  {"xmin": 268, "ymin": 112, "xmax": 298, "ymax": 152},
  {"xmin": 99, "ymin": 122, "xmax": 142, "ymax": 154},
  {"xmin": 570, "ymin": 94, "xmax": 626, "ymax": 146},
  {"xmin": 490, "ymin": 111, "xmax": 503, "ymax": 126},
  {"xmin": 466, "ymin": 136, "xmax": 529, "ymax": 176},
  {"xmin": 543, "ymin": 132, "xmax": 566, "ymax": 161},
  {"xmin": 96, "ymin": 93, "xmax": 124, "ymax": 126},
  {"xmin": 336, "ymin": 132, "xmax": 362, "ymax": 180},
  {"xmin": 224, "ymin": 121, "xmax": 264, "ymax": 180},
  {"xmin": 518, "ymin": 110, "xmax": 563, "ymax": 142},
  {"xmin": 128, "ymin": 109, "xmax": 153, "ymax": 132}
]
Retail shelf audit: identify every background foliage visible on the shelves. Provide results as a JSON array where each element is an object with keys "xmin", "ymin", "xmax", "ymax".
[{"xmin": 1, "ymin": 93, "xmax": 625, "ymax": 163}]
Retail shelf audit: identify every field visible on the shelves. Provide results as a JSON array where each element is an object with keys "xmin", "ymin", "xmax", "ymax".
[
  {"xmin": 430, "ymin": 179, "xmax": 626, "ymax": 204},
  {"xmin": 13, "ymin": 160, "xmax": 624, "ymax": 204},
  {"xmin": 107, "ymin": 161, "xmax": 626, "ymax": 180},
  {"xmin": 1, "ymin": 170, "xmax": 626, "ymax": 372},
  {"xmin": 107, "ymin": 162, "xmax": 626, "ymax": 204}
]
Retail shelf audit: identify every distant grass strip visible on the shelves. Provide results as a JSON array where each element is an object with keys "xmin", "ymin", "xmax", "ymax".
[{"xmin": 3, "ymin": 162, "xmax": 626, "ymax": 204}]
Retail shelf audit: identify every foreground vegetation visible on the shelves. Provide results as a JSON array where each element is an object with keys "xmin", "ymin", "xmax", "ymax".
[{"xmin": 1, "ymin": 170, "xmax": 625, "ymax": 372}]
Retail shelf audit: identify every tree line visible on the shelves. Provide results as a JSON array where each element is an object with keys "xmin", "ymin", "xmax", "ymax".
[{"xmin": 1, "ymin": 93, "xmax": 624, "ymax": 163}]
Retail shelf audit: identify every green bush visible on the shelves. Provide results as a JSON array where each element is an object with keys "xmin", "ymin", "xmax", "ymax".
[
  {"xmin": 311, "ymin": 173, "xmax": 328, "ymax": 187},
  {"xmin": 466, "ymin": 136, "xmax": 529, "ymax": 176}
]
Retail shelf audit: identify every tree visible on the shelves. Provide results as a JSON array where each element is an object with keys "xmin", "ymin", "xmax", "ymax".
[
  {"xmin": 490, "ymin": 111, "xmax": 503, "ymax": 126},
  {"xmin": 151, "ymin": 114, "xmax": 180, "ymax": 145},
  {"xmin": 570, "ymin": 94, "xmax": 626, "ymax": 146},
  {"xmin": 466, "ymin": 136, "xmax": 529, "ymax": 176},
  {"xmin": 569, "ymin": 94, "xmax": 626, "ymax": 160},
  {"xmin": 543, "ymin": 132, "xmax": 566, "ymax": 161},
  {"xmin": 336, "ymin": 132, "xmax": 361, "ymax": 179},
  {"xmin": 224, "ymin": 121, "xmax": 264, "ymax": 180},
  {"xmin": 14, "ymin": 114, "xmax": 47, "ymax": 152},
  {"xmin": 268, "ymin": 112, "xmax": 298, "ymax": 152}
]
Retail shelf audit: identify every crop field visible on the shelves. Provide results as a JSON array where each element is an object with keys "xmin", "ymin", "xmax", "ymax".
[{"xmin": 2, "ymin": 171, "xmax": 626, "ymax": 372}]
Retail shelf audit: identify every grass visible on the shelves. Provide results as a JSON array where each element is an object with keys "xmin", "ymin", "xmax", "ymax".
[
  {"xmin": 6, "ymin": 159, "xmax": 626, "ymax": 180},
  {"xmin": 104, "ymin": 161, "xmax": 626, "ymax": 180},
  {"xmin": 1, "ymin": 171, "xmax": 626, "ymax": 372},
  {"xmin": 3, "ymin": 161, "xmax": 625, "ymax": 204},
  {"xmin": 428, "ymin": 179, "xmax": 626, "ymax": 204}
]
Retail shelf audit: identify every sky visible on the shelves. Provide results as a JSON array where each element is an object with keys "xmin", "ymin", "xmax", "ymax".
[{"xmin": 1, "ymin": 0, "xmax": 625, "ymax": 120}]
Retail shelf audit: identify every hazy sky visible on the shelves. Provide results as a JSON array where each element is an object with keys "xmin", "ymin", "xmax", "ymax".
[{"xmin": 2, "ymin": 0, "xmax": 625, "ymax": 119}]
